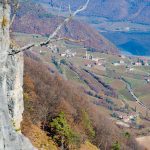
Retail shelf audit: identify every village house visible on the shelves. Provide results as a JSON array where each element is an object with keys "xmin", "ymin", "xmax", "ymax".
[
  {"xmin": 113, "ymin": 60, "xmax": 125, "ymax": 66},
  {"xmin": 113, "ymin": 62, "xmax": 120, "ymax": 66},
  {"xmin": 129, "ymin": 68, "xmax": 134, "ymax": 71},
  {"xmin": 119, "ymin": 60, "xmax": 125, "ymax": 64},
  {"xmin": 134, "ymin": 62, "xmax": 142, "ymax": 66},
  {"xmin": 145, "ymin": 78, "xmax": 150, "ymax": 83},
  {"xmin": 60, "ymin": 53, "xmax": 66, "ymax": 57},
  {"xmin": 85, "ymin": 64, "xmax": 92, "ymax": 68},
  {"xmin": 60, "ymin": 50, "xmax": 76, "ymax": 58},
  {"xmin": 143, "ymin": 60, "xmax": 149, "ymax": 66},
  {"xmin": 92, "ymin": 57, "xmax": 99, "ymax": 62},
  {"xmin": 112, "ymin": 111, "xmax": 139, "ymax": 125}
]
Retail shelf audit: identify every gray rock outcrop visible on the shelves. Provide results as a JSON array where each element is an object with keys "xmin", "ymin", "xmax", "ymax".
[{"xmin": 0, "ymin": 1, "xmax": 36, "ymax": 150}]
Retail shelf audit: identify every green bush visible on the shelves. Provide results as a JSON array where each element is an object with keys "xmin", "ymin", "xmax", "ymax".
[
  {"xmin": 111, "ymin": 141, "xmax": 120, "ymax": 150},
  {"xmin": 124, "ymin": 132, "xmax": 131, "ymax": 139}
]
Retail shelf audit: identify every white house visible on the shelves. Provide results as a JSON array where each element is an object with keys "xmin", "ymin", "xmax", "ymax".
[
  {"xmin": 120, "ymin": 60, "xmax": 125, "ymax": 64},
  {"xmin": 113, "ymin": 63, "xmax": 120, "ymax": 66},
  {"xmin": 92, "ymin": 58, "xmax": 99, "ymax": 62},
  {"xmin": 60, "ymin": 53, "xmax": 66, "ymax": 57}
]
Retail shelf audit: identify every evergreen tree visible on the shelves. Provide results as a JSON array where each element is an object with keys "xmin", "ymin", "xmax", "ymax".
[{"xmin": 50, "ymin": 112, "xmax": 81, "ymax": 149}]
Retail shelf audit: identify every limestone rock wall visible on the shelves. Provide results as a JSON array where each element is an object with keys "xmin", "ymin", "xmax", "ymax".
[
  {"xmin": 6, "ymin": 53, "xmax": 24, "ymax": 130},
  {"xmin": 0, "ymin": 2, "xmax": 36, "ymax": 150}
]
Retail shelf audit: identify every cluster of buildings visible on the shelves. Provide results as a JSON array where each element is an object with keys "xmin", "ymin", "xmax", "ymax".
[
  {"xmin": 112, "ymin": 111, "xmax": 141, "ymax": 128},
  {"xmin": 113, "ymin": 56, "xmax": 150, "ymax": 68},
  {"xmin": 84, "ymin": 51, "xmax": 105, "ymax": 68},
  {"xmin": 130, "ymin": 57, "xmax": 150, "ymax": 67},
  {"xmin": 113, "ymin": 60, "xmax": 125, "ymax": 66},
  {"xmin": 46, "ymin": 44, "xmax": 60, "ymax": 53},
  {"xmin": 85, "ymin": 62, "xmax": 103, "ymax": 68},
  {"xmin": 60, "ymin": 50, "xmax": 76, "ymax": 58},
  {"xmin": 132, "ymin": 59, "xmax": 149, "ymax": 66},
  {"xmin": 127, "ymin": 58, "xmax": 150, "ymax": 73}
]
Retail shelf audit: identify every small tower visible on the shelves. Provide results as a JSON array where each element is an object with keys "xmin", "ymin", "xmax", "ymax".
[{"xmin": 86, "ymin": 50, "xmax": 88, "ymax": 59}]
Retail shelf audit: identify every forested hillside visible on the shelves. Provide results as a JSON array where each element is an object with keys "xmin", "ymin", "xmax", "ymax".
[{"xmin": 22, "ymin": 53, "xmax": 142, "ymax": 150}]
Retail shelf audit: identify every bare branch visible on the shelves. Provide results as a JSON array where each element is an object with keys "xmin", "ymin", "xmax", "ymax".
[
  {"xmin": 9, "ymin": 0, "xmax": 90, "ymax": 55},
  {"xmin": 9, "ymin": 37, "xmax": 85, "ymax": 55},
  {"xmin": 10, "ymin": 1, "xmax": 19, "ymax": 27},
  {"xmin": 46, "ymin": 0, "xmax": 89, "ymax": 41},
  {"xmin": 56, "ymin": 37, "xmax": 85, "ymax": 43},
  {"xmin": 69, "ymin": 5, "xmax": 72, "ymax": 15}
]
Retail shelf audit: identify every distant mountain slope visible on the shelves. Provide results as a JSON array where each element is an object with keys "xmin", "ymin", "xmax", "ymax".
[
  {"xmin": 34, "ymin": 0, "xmax": 150, "ymax": 25},
  {"xmin": 13, "ymin": 1, "xmax": 118, "ymax": 54}
]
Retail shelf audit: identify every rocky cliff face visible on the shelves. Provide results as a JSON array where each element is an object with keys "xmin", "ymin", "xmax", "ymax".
[{"xmin": 0, "ymin": 2, "xmax": 36, "ymax": 150}]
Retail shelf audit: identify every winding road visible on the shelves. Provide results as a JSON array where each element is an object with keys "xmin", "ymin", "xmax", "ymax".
[{"xmin": 121, "ymin": 77, "xmax": 150, "ymax": 111}]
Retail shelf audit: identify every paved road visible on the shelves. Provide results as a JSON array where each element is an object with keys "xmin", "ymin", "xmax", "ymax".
[{"xmin": 121, "ymin": 77, "xmax": 150, "ymax": 111}]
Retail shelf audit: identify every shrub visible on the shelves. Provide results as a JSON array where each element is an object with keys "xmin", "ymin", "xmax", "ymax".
[
  {"xmin": 111, "ymin": 141, "xmax": 121, "ymax": 150},
  {"xmin": 23, "ymin": 92, "xmax": 29, "ymax": 101},
  {"xmin": 124, "ymin": 132, "xmax": 131, "ymax": 139},
  {"xmin": 60, "ymin": 59, "xmax": 67, "ymax": 65}
]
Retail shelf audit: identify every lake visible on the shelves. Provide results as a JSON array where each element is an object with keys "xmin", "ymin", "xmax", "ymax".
[{"xmin": 101, "ymin": 32, "xmax": 150, "ymax": 56}]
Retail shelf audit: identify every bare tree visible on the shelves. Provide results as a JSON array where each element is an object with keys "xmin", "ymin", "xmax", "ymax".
[
  {"xmin": 10, "ymin": 0, "xmax": 19, "ymax": 27},
  {"xmin": 8, "ymin": 0, "xmax": 90, "ymax": 55}
]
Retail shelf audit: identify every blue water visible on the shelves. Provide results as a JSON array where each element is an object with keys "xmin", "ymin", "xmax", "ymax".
[{"xmin": 101, "ymin": 32, "xmax": 150, "ymax": 56}]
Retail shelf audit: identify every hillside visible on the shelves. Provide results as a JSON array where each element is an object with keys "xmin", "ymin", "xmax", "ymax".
[
  {"xmin": 35, "ymin": 0, "xmax": 150, "ymax": 25},
  {"xmin": 22, "ymin": 52, "xmax": 142, "ymax": 150},
  {"xmin": 11, "ymin": 30, "xmax": 149, "ymax": 149},
  {"xmin": 10, "ymin": 1, "xmax": 150, "ymax": 149},
  {"xmin": 12, "ymin": 1, "xmax": 118, "ymax": 54},
  {"xmin": 1, "ymin": 1, "xmax": 149, "ymax": 150}
]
